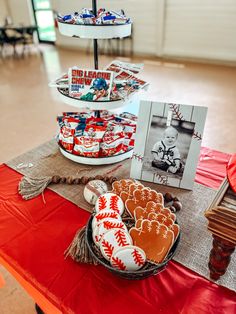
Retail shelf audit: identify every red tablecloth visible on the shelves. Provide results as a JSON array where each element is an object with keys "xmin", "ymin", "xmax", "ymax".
[{"xmin": 0, "ymin": 147, "xmax": 235, "ymax": 314}]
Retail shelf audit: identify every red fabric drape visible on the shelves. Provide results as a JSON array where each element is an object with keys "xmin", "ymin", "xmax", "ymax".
[
  {"xmin": 227, "ymin": 153, "xmax": 236, "ymax": 192},
  {"xmin": 0, "ymin": 147, "xmax": 235, "ymax": 314}
]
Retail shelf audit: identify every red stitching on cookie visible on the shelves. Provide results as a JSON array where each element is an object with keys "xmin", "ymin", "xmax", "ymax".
[
  {"xmin": 115, "ymin": 230, "xmax": 129, "ymax": 247},
  {"xmin": 111, "ymin": 256, "xmax": 126, "ymax": 270},
  {"xmin": 98, "ymin": 195, "xmax": 107, "ymax": 211},
  {"xmin": 103, "ymin": 221, "xmax": 124, "ymax": 230},
  {"xmin": 101, "ymin": 239, "xmax": 114, "ymax": 258},
  {"xmin": 96, "ymin": 212, "xmax": 117, "ymax": 221},
  {"xmin": 110, "ymin": 195, "xmax": 119, "ymax": 212},
  {"xmin": 132, "ymin": 249, "xmax": 144, "ymax": 266}
]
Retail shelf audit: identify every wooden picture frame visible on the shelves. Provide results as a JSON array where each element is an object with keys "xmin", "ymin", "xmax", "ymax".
[
  {"xmin": 205, "ymin": 177, "xmax": 236, "ymax": 243},
  {"xmin": 130, "ymin": 101, "xmax": 207, "ymax": 190}
]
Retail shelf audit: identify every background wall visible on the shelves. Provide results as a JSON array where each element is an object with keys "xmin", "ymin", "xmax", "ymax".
[
  {"xmin": 2, "ymin": 0, "xmax": 236, "ymax": 63},
  {"xmin": 163, "ymin": 0, "xmax": 236, "ymax": 62},
  {"xmin": 0, "ymin": 0, "xmax": 10, "ymax": 24},
  {"xmin": 0, "ymin": 0, "xmax": 33, "ymax": 25},
  {"xmin": 9, "ymin": 0, "xmax": 33, "ymax": 25}
]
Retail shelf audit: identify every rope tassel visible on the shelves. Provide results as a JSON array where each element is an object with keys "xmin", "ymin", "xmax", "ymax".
[
  {"xmin": 18, "ymin": 176, "xmax": 52, "ymax": 200},
  {"xmin": 64, "ymin": 226, "xmax": 98, "ymax": 265}
]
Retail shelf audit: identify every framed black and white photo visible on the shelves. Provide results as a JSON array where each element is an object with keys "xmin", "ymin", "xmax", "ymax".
[{"xmin": 130, "ymin": 101, "xmax": 208, "ymax": 190}]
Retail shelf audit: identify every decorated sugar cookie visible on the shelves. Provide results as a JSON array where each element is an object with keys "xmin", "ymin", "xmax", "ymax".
[
  {"xmin": 134, "ymin": 203, "xmax": 163, "ymax": 221},
  {"xmin": 168, "ymin": 223, "xmax": 180, "ymax": 240},
  {"xmin": 92, "ymin": 210, "xmax": 122, "ymax": 230},
  {"xmin": 93, "ymin": 218, "xmax": 127, "ymax": 246},
  {"xmin": 120, "ymin": 183, "xmax": 144, "ymax": 203},
  {"xmin": 126, "ymin": 188, "xmax": 164, "ymax": 218},
  {"xmin": 100, "ymin": 228, "xmax": 132, "ymax": 261},
  {"xmin": 135, "ymin": 219, "xmax": 143, "ymax": 229},
  {"xmin": 135, "ymin": 215, "xmax": 179, "ymax": 240},
  {"xmin": 148, "ymin": 213, "xmax": 174, "ymax": 227},
  {"xmin": 129, "ymin": 220, "xmax": 174, "ymax": 264},
  {"xmin": 112, "ymin": 179, "xmax": 134, "ymax": 196},
  {"xmin": 146, "ymin": 201, "xmax": 176, "ymax": 221},
  {"xmin": 111, "ymin": 245, "xmax": 146, "ymax": 271},
  {"xmin": 95, "ymin": 193, "xmax": 124, "ymax": 215},
  {"xmin": 83, "ymin": 180, "xmax": 108, "ymax": 205}
]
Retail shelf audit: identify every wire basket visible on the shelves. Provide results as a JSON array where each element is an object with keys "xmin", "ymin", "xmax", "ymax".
[{"xmin": 85, "ymin": 215, "xmax": 180, "ymax": 280}]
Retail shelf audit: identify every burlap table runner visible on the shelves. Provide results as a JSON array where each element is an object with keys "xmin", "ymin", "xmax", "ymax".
[
  {"xmin": 7, "ymin": 139, "xmax": 131, "ymax": 212},
  {"xmin": 6, "ymin": 139, "xmax": 236, "ymax": 291}
]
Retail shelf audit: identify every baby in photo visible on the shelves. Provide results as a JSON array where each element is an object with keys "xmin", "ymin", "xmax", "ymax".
[{"xmin": 151, "ymin": 126, "xmax": 181, "ymax": 173}]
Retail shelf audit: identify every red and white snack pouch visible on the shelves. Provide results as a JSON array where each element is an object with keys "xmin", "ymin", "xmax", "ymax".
[
  {"xmin": 63, "ymin": 111, "xmax": 93, "ymax": 119},
  {"xmin": 62, "ymin": 117, "xmax": 80, "ymax": 129},
  {"xmin": 85, "ymin": 117, "xmax": 107, "ymax": 126},
  {"xmin": 118, "ymin": 118, "xmax": 136, "ymax": 142},
  {"xmin": 100, "ymin": 123, "xmax": 125, "ymax": 156},
  {"xmin": 113, "ymin": 117, "xmax": 136, "ymax": 152},
  {"xmin": 123, "ymin": 131, "xmax": 136, "ymax": 151},
  {"xmin": 97, "ymin": 110, "xmax": 115, "ymax": 121},
  {"xmin": 73, "ymin": 136, "xmax": 99, "ymax": 157},
  {"xmin": 59, "ymin": 133, "xmax": 74, "ymax": 152},
  {"xmin": 119, "ymin": 112, "xmax": 138, "ymax": 122},
  {"xmin": 59, "ymin": 118, "xmax": 79, "ymax": 152},
  {"xmin": 73, "ymin": 124, "xmax": 106, "ymax": 157}
]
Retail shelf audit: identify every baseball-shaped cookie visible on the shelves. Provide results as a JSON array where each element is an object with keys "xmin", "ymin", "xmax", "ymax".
[
  {"xmin": 83, "ymin": 180, "xmax": 108, "ymax": 205},
  {"xmin": 111, "ymin": 246, "xmax": 146, "ymax": 271},
  {"xmin": 92, "ymin": 210, "xmax": 122, "ymax": 230},
  {"xmin": 93, "ymin": 218, "xmax": 127, "ymax": 246},
  {"xmin": 100, "ymin": 228, "xmax": 132, "ymax": 261},
  {"xmin": 95, "ymin": 193, "xmax": 124, "ymax": 215}
]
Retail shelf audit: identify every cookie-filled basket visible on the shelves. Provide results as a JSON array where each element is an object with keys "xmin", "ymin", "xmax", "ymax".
[{"xmin": 84, "ymin": 179, "xmax": 181, "ymax": 280}]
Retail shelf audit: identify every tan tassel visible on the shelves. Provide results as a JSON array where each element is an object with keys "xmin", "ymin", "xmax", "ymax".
[
  {"xmin": 18, "ymin": 174, "xmax": 118, "ymax": 200},
  {"xmin": 64, "ymin": 226, "xmax": 99, "ymax": 265},
  {"xmin": 18, "ymin": 176, "xmax": 52, "ymax": 200}
]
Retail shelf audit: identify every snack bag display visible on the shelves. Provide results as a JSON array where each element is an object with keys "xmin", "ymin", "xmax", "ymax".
[
  {"xmin": 58, "ymin": 8, "xmax": 131, "ymax": 25},
  {"xmin": 57, "ymin": 111, "xmax": 137, "ymax": 158}
]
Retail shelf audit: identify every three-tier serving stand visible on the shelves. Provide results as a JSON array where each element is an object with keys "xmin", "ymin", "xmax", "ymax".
[{"xmin": 57, "ymin": 0, "xmax": 135, "ymax": 165}]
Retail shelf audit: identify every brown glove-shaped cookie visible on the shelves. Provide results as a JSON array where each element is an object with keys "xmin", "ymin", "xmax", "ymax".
[
  {"xmin": 146, "ymin": 201, "xmax": 176, "ymax": 221},
  {"xmin": 129, "ymin": 220, "xmax": 174, "ymax": 264},
  {"xmin": 134, "ymin": 203, "xmax": 164, "ymax": 221},
  {"xmin": 120, "ymin": 183, "xmax": 144, "ymax": 203},
  {"xmin": 112, "ymin": 179, "xmax": 134, "ymax": 196},
  {"xmin": 126, "ymin": 188, "xmax": 164, "ymax": 218}
]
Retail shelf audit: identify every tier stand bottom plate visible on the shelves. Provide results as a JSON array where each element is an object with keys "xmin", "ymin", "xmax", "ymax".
[{"xmin": 59, "ymin": 146, "xmax": 133, "ymax": 165}]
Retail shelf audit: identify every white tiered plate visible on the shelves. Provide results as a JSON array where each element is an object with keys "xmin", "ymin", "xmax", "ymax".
[
  {"xmin": 59, "ymin": 145, "xmax": 133, "ymax": 165},
  {"xmin": 58, "ymin": 21, "xmax": 132, "ymax": 39},
  {"xmin": 57, "ymin": 88, "xmax": 139, "ymax": 110}
]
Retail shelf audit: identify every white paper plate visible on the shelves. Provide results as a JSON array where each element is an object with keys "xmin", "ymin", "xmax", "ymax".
[
  {"xmin": 59, "ymin": 145, "xmax": 133, "ymax": 165},
  {"xmin": 58, "ymin": 21, "xmax": 132, "ymax": 39},
  {"xmin": 57, "ymin": 88, "xmax": 139, "ymax": 110}
]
